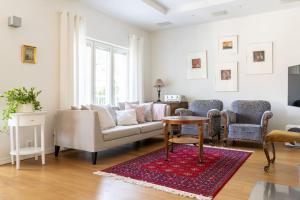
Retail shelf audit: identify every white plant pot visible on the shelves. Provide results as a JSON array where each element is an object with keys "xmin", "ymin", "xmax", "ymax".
[{"xmin": 17, "ymin": 103, "xmax": 33, "ymax": 113}]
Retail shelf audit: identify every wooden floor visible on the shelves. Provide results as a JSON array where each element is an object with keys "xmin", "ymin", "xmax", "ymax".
[{"xmin": 1, "ymin": 137, "xmax": 300, "ymax": 200}]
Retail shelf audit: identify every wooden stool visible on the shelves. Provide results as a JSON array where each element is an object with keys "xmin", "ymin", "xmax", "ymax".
[{"xmin": 264, "ymin": 130, "xmax": 300, "ymax": 172}]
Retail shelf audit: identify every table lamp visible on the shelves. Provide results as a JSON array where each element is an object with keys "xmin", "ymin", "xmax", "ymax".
[{"xmin": 154, "ymin": 79, "xmax": 165, "ymax": 102}]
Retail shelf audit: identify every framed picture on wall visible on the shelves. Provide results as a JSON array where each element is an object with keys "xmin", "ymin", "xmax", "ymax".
[
  {"xmin": 215, "ymin": 62, "xmax": 238, "ymax": 91},
  {"xmin": 247, "ymin": 42, "xmax": 273, "ymax": 74},
  {"xmin": 187, "ymin": 51, "xmax": 207, "ymax": 79},
  {"xmin": 219, "ymin": 35, "xmax": 238, "ymax": 55},
  {"xmin": 21, "ymin": 45, "xmax": 37, "ymax": 64}
]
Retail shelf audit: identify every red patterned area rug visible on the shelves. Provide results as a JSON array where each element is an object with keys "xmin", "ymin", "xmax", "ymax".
[{"xmin": 94, "ymin": 144, "xmax": 252, "ymax": 200}]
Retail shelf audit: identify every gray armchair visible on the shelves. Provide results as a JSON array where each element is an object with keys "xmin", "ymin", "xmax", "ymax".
[
  {"xmin": 221, "ymin": 100, "xmax": 273, "ymax": 145},
  {"xmin": 175, "ymin": 100, "xmax": 223, "ymax": 141}
]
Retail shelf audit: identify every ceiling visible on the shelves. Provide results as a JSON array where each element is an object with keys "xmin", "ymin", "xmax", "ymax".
[{"xmin": 80, "ymin": 0, "xmax": 300, "ymax": 31}]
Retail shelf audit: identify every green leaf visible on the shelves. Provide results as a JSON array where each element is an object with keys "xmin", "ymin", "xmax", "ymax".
[{"xmin": 0, "ymin": 87, "xmax": 42, "ymax": 133}]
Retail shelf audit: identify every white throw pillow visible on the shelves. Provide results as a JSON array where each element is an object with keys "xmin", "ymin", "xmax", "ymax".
[
  {"xmin": 141, "ymin": 102, "xmax": 153, "ymax": 122},
  {"xmin": 124, "ymin": 103, "xmax": 146, "ymax": 123},
  {"xmin": 90, "ymin": 104, "xmax": 116, "ymax": 130},
  {"xmin": 116, "ymin": 109, "xmax": 138, "ymax": 126},
  {"xmin": 118, "ymin": 101, "xmax": 139, "ymax": 110}
]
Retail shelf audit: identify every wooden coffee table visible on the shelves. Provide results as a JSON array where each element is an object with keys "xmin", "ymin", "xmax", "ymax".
[{"xmin": 162, "ymin": 116, "xmax": 209, "ymax": 163}]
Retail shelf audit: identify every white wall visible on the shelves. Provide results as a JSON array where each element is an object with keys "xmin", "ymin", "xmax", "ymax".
[
  {"xmin": 151, "ymin": 7, "xmax": 300, "ymax": 130},
  {"xmin": 0, "ymin": 0, "xmax": 151, "ymax": 163}
]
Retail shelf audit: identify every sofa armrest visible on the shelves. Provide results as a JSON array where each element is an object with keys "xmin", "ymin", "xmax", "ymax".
[
  {"xmin": 54, "ymin": 110, "xmax": 103, "ymax": 152},
  {"xmin": 175, "ymin": 108, "xmax": 194, "ymax": 116}
]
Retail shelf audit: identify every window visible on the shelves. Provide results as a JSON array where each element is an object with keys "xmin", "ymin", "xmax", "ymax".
[{"xmin": 87, "ymin": 39, "xmax": 129, "ymax": 105}]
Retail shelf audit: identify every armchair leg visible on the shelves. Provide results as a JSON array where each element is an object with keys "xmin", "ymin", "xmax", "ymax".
[
  {"xmin": 92, "ymin": 152, "xmax": 98, "ymax": 165},
  {"xmin": 54, "ymin": 145, "xmax": 60, "ymax": 157},
  {"xmin": 209, "ymin": 137, "xmax": 214, "ymax": 145},
  {"xmin": 223, "ymin": 139, "xmax": 228, "ymax": 147}
]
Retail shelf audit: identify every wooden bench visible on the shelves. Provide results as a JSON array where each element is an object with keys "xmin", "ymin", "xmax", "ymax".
[{"xmin": 264, "ymin": 130, "xmax": 300, "ymax": 172}]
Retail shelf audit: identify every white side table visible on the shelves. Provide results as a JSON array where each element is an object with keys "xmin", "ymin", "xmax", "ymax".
[{"xmin": 8, "ymin": 112, "xmax": 46, "ymax": 169}]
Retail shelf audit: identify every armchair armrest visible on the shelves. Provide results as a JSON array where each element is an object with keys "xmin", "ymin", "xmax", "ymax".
[
  {"xmin": 261, "ymin": 111, "xmax": 273, "ymax": 139},
  {"xmin": 207, "ymin": 109, "xmax": 221, "ymax": 139},
  {"xmin": 261, "ymin": 111, "xmax": 273, "ymax": 126},
  {"xmin": 54, "ymin": 110, "xmax": 103, "ymax": 152},
  {"xmin": 207, "ymin": 109, "xmax": 221, "ymax": 118},
  {"xmin": 221, "ymin": 110, "xmax": 236, "ymax": 141},
  {"xmin": 221, "ymin": 110, "xmax": 237, "ymax": 126},
  {"xmin": 175, "ymin": 108, "xmax": 194, "ymax": 116}
]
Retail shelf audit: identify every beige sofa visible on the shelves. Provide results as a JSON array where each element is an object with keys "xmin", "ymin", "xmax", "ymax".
[{"xmin": 54, "ymin": 105, "xmax": 170, "ymax": 164}]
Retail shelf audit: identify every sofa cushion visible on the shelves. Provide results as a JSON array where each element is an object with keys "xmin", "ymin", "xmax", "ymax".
[
  {"xmin": 229, "ymin": 124, "xmax": 262, "ymax": 141},
  {"xmin": 142, "ymin": 102, "xmax": 154, "ymax": 122},
  {"xmin": 118, "ymin": 101, "xmax": 139, "ymax": 110},
  {"xmin": 190, "ymin": 100, "xmax": 223, "ymax": 117},
  {"xmin": 232, "ymin": 100, "xmax": 271, "ymax": 124},
  {"xmin": 125, "ymin": 103, "xmax": 146, "ymax": 123},
  {"xmin": 90, "ymin": 104, "xmax": 116, "ymax": 130},
  {"xmin": 152, "ymin": 104, "xmax": 167, "ymax": 121},
  {"xmin": 134, "ymin": 121, "xmax": 163, "ymax": 133},
  {"xmin": 116, "ymin": 109, "xmax": 138, "ymax": 125},
  {"xmin": 102, "ymin": 126, "xmax": 140, "ymax": 141}
]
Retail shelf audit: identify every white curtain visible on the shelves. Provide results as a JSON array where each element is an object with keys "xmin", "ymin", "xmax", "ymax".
[
  {"xmin": 59, "ymin": 11, "xmax": 90, "ymax": 109},
  {"xmin": 128, "ymin": 34, "xmax": 144, "ymax": 102}
]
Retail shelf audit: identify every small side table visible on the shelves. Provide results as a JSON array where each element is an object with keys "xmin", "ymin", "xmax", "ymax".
[
  {"xmin": 161, "ymin": 101, "xmax": 188, "ymax": 116},
  {"xmin": 8, "ymin": 112, "xmax": 46, "ymax": 169},
  {"xmin": 162, "ymin": 116, "xmax": 209, "ymax": 163}
]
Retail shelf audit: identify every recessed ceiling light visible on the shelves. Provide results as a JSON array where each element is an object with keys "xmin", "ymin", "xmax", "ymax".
[
  {"xmin": 211, "ymin": 10, "xmax": 228, "ymax": 17},
  {"xmin": 156, "ymin": 21, "xmax": 173, "ymax": 26}
]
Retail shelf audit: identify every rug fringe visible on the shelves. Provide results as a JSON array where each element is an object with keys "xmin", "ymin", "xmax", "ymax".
[
  {"xmin": 204, "ymin": 145, "xmax": 254, "ymax": 153},
  {"xmin": 94, "ymin": 171, "xmax": 212, "ymax": 200}
]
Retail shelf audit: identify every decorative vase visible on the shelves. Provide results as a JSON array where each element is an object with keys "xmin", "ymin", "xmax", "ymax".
[{"xmin": 17, "ymin": 103, "xmax": 33, "ymax": 113}]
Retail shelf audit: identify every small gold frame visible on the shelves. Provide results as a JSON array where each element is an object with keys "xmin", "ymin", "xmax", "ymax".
[{"xmin": 21, "ymin": 45, "xmax": 37, "ymax": 64}]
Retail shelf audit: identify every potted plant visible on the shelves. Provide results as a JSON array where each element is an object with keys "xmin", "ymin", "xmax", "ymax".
[{"xmin": 0, "ymin": 87, "xmax": 42, "ymax": 132}]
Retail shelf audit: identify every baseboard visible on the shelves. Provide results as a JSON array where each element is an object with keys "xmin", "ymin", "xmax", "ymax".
[{"xmin": 0, "ymin": 147, "xmax": 54, "ymax": 165}]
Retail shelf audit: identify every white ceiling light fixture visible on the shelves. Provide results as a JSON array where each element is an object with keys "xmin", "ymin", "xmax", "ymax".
[
  {"xmin": 211, "ymin": 10, "xmax": 228, "ymax": 16},
  {"xmin": 156, "ymin": 21, "xmax": 173, "ymax": 26},
  {"xmin": 170, "ymin": 0, "xmax": 238, "ymax": 14},
  {"xmin": 142, "ymin": 0, "xmax": 169, "ymax": 14}
]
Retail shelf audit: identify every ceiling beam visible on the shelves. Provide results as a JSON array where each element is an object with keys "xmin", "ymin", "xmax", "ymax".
[{"xmin": 142, "ymin": 0, "xmax": 169, "ymax": 15}]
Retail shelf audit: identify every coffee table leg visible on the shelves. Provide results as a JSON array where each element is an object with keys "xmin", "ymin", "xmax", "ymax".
[
  {"xmin": 170, "ymin": 126, "xmax": 174, "ymax": 153},
  {"xmin": 198, "ymin": 123, "xmax": 204, "ymax": 163},
  {"xmin": 164, "ymin": 123, "xmax": 169, "ymax": 161}
]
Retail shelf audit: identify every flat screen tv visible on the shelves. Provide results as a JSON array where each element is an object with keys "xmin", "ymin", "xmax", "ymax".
[{"xmin": 288, "ymin": 65, "xmax": 300, "ymax": 107}]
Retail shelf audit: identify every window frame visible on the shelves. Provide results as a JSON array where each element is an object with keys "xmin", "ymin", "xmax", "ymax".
[{"xmin": 87, "ymin": 38, "xmax": 129, "ymax": 106}]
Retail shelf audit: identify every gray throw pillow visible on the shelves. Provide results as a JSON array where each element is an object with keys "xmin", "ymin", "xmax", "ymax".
[{"xmin": 70, "ymin": 106, "xmax": 81, "ymax": 110}]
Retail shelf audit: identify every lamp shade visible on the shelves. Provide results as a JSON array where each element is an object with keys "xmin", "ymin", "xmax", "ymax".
[{"xmin": 154, "ymin": 79, "xmax": 165, "ymax": 88}]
